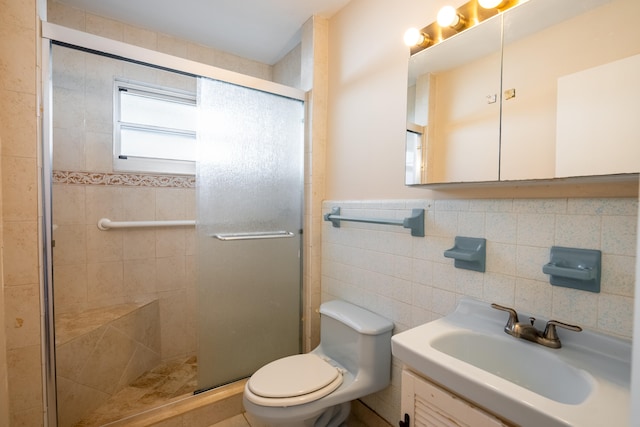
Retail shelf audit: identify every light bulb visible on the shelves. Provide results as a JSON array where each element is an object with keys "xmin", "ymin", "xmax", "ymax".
[
  {"xmin": 404, "ymin": 28, "xmax": 429, "ymax": 47},
  {"xmin": 478, "ymin": 0, "xmax": 515, "ymax": 9},
  {"xmin": 437, "ymin": 6, "xmax": 460, "ymax": 28},
  {"xmin": 479, "ymin": 0, "xmax": 502, "ymax": 8}
]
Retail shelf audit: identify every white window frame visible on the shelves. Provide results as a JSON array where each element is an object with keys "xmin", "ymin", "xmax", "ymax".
[{"xmin": 114, "ymin": 78, "xmax": 197, "ymax": 175}]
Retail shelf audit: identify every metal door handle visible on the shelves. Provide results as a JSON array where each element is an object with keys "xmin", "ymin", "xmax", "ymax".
[{"xmin": 212, "ymin": 231, "xmax": 295, "ymax": 241}]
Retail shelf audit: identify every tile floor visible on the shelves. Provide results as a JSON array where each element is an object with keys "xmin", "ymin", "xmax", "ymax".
[{"xmin": 76, "ymin": 355, "xmax": 198, "ymax": 426}]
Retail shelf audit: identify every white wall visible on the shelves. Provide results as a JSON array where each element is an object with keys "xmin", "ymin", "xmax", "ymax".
[{"xmin": 327, "ymin": 0, "xmax": 445, "ymax": 199}]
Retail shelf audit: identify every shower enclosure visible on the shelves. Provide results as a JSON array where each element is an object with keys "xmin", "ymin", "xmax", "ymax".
[{"xmin": 44, "ymin": 25, "xmax": 305, "ymax": 426}]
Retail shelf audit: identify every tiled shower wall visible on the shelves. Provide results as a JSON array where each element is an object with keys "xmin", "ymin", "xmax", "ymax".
[
  {"xmin": 1, "ymin": 0, "xmax": 42, "ymax": 424},
  {"xmin": 47, "ymin": 0, "xmax": 273, "ymax": 81},
  {"xmin": 321, "ymin": 197, "xmax": 637, "ymax": 424},
  {"xmin": 51, "ymin": 43, "xmax": 198, "ymax": 360},
  {"xmin": 53, "ymin": 180, "xmax": 196, "ymax": 358}
]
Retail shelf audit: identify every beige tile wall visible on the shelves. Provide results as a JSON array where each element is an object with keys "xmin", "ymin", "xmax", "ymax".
[
  {"xmin": 301, "ymin": 16, "xmax": 329, "ymax": 352},
  {"xmin": 1, "ymin": 0, "xmax": 44, "ymax": 424},
  {"xmin": 321, "ymin": 197, "xmax": 637, "ymax": 424},
  {"xmin": 53, "ymin": 183, "xmax": 197, "ymax": 358},
  {"xmin": 273, "ymin": 43, "xmax": 302, "ymax": 89},
  {"xmin": 51, "ymin": 42, "xmax": 198, "ymax": 362},
  {"xmin": 47, "ymin": 0, "xmax": 274, "ymax": 81}
]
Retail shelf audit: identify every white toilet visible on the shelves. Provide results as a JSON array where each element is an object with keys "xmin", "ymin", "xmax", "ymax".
[{"xmin": 243, "ymin": 300, "xmax": 394, "ymax": 427}]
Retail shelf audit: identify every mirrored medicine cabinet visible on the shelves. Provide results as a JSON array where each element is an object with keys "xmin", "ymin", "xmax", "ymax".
[{"xmin": 406, "ymin": 0, "xmax": 640, "ymax": 186}]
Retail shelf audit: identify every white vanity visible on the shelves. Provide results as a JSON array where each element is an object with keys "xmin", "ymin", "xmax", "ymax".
[
  {"xmin": 392, "ymin": 298, "xmax": 631, "ymax": 427},
  {"xmin": 400, "ymin": 369, "xmax": 510, "ymax": 426}
]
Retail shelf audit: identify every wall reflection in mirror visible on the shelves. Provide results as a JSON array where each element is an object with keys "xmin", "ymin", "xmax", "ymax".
[{"xmin": 406, "ymin": 0, "xmax": 640, "ymax": 185}]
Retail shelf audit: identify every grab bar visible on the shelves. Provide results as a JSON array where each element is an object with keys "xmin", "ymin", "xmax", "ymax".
[
  {"xmin": 98, "ymin": 218, "xmax": 195, "ymax": 231},
  {"xmin": 323, "ymin": 207, "xmax": 425, "ymax": 237},
  {"xmin": 212, "ymin": 231, "xmax": 295, "ymax": 241}
]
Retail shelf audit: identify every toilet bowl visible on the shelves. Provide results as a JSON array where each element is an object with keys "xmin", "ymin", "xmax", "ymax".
[{"xmin": 243, "ymin": 300, "xmax": 394, "ymax": 427}]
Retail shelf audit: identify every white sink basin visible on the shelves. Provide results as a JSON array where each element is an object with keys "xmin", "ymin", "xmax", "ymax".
[
  {"xmin": 392, "ymin": 297, "xmax": 631, "ymax": 427},
  {"xmin": 431, "ymin": 331, "xmax": 593, "ymax": 405}
]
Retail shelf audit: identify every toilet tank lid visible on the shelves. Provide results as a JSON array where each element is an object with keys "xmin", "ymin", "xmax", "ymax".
[{"xmin": 320, "ymin": 300, "xmax": 394, "ymax": 335}]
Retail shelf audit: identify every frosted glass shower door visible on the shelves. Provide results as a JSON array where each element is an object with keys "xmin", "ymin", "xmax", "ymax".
[{"xmin": 196, "ymin": 77, "xmax": 304, "ymax": 390}]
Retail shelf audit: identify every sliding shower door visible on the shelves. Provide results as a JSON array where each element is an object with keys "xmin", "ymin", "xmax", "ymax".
[{"xmin": 196, "ymin": 78, "xmax": 304, "ymax": 390}]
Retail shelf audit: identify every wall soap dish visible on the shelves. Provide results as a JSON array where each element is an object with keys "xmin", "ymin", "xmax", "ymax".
[
  {"xmin": 444, "ymin": 236, "xmax": 486, "ymax": 272},
  {"xmin": 543, "ymin": 246, "xmax": 601, "ymax": 293}
]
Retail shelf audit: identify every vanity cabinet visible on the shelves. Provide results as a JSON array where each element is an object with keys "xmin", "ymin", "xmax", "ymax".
[
  {"xmin": 406, "ymin": 0, "xmax": 640, "ymax": 185},
  {"xmin": 400, "ymin": 369, "xmax": 512, "ymax": 427}
]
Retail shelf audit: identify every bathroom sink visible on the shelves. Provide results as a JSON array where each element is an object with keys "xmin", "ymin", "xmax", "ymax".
[
  {"xmin": 431, "ymin": 331, "xmax": 592, "ymax": 404},
  {"xmin": 392, "ymin": 297, "xmax": 631, "ymax": 427}
]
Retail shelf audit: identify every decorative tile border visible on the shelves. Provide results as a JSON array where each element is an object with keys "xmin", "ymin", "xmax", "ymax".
[{"xmin": 53, "ymin": 170, "xmax": 196, "ymax": 188}]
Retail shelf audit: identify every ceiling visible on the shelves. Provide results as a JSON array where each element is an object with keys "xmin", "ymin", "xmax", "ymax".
[{"xmin": 56, "ymin": 0, "xmax": 352, "ymax": 65}]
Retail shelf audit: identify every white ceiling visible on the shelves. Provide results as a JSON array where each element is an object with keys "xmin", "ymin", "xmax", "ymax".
[{"xmin": 56, "ymin": 0, "xmax": 352, "ymax": 65}]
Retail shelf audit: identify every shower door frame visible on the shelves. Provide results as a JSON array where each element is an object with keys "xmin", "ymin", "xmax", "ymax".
[{"xmin": 40, "ymin": 21, "xmax": 306, "ymax": 426}]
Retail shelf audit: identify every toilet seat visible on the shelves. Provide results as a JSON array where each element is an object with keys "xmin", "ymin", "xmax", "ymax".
[{"xmin": 246, "ymin": 354, "xmax": 344, "ymax": 407}]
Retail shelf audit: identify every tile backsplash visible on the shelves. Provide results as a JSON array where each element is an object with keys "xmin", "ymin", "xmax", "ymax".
[
  {"xmin": 322, "ymin": 197, "xmax": 636, "ymax": 336},
  {"xmin": 321, "ymin": 197, "xmax": 637, "ymax": 423}
]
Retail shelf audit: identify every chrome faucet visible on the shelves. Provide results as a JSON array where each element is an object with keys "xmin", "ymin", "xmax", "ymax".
[{"xmin": 491, "ymin": 303, "xmax": 582, "ymax": 349}]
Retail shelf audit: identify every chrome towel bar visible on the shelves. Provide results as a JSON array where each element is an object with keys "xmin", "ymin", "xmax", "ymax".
[
  {"xmin": 97, "ymin": 218, "xmax": 195, "ymax": 230},
  {"xmin": 324, "ymin": 207, "xmax": 425, "ymax": 237}
]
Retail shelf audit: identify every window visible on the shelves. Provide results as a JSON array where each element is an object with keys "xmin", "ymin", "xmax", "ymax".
[{"xmin": 114, "ymin": 79, "xmax": 197, "ymax": 174}]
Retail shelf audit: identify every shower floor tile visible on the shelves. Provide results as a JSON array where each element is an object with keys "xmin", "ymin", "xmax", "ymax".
[{"xmin": 76, "ymin": 355, "xmax": 197, "ymax": 426}]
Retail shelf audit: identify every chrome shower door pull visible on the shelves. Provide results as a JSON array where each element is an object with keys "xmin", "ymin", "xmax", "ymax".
[{"xmin": 212, "ymin": 231, "xmax": 295, "ymax": 241}]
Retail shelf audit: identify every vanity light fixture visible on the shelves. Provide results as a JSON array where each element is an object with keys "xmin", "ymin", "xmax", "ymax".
[
  {"xmin": 403, "ymin": 27, "xmax": 432, "ymax": 47},
  {"xmin": 405, "ymin": 0, "xmax": 521, "ymax": 56},
  {"xmin": 478, "ymin": 0, "xmax": 518, "ymax": 10},
  {"xmin": 437, "ymin": 5, "xmax": 468, "ymax": 31}
]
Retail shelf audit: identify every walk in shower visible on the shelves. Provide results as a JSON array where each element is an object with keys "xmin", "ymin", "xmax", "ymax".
[{"xmin": 44, "ymin": 26, "xmax": 305, "ymax": 426}]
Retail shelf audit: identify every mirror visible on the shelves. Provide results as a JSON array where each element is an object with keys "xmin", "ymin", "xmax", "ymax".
[
  {"xmin": 406, "ymin": 14, "xmax": 502, "ymax": 184},
  {"xmin": 406, "ymin": 0, "xmax": 640, "ymax": 185},
  {"xmin": 501, "ymin": 0, "xmax": 640, "ymax": 180}
]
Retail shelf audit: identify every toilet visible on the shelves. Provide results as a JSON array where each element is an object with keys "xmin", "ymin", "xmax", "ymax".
[{"xmin": 243, "ymin": 300, "xmax": 394, "ymax": 427}]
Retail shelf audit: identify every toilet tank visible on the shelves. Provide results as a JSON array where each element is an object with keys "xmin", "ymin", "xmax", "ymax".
[{"xmin": 317, "ymin": 301, "xmax": 394, "ymax": 387}]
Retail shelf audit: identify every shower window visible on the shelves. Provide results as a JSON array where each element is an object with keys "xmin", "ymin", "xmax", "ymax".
[{"xmin": 114, "ymin": 79, "xmax": 197, "ymax": 174}]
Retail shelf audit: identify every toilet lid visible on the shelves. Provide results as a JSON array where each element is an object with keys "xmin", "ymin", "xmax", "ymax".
[{"xmin": 248, "ymin": 354, "xmax": 341, "ymax": 399}]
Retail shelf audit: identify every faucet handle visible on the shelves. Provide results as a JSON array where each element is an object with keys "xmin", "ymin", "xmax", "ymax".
[
  {"xmin": 491, "ymin": 303, "xmax": 519, "ymax": 330},
  {"xmin": 543, "ymin": 319, "xmax": 582, "ymax": 341}
]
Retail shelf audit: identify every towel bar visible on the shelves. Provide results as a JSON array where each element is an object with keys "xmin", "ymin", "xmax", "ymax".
[
  {"xmin": 97, "ymin": 218, "xmax": 195, "ymax": 230},
  {"xmin": 323, "ymin": 207, "xmax": 425, "ymax": 237}
]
